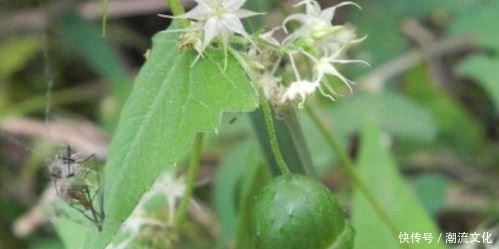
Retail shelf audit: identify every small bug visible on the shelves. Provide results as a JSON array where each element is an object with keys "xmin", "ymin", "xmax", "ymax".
[{"xmin": 47, "ymin": 144, "xmax": 105, "ymax": 231}]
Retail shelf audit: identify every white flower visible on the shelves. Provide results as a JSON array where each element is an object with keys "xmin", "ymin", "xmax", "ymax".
[
  {"xmin": 257, "ymin": 27, "xmax": 281, "ymax": 47},
  {"xmin": 316, "ymin": 52, "xmax": 369, "ymax": 93},
  {"xmin": 282, "ymin": 1, "xmax": 361, "ymax": 45},
  {"xmin": 280, "ymin": 80, "xmax": 319, "ymax": 108},
  {"xmin": 278, "ymin": 52, "xmax": 320, "ymax": 108},
  {"xmin": 300, "ymin": 48, "xmax": 369, "ymax": 93},
  {"xmin": 315, "ymin": 25, "xmax": 367, "ymax": 53},
  {"xmin": 161, "ymin": 0, "xmax": 261, "ymax": 55}
]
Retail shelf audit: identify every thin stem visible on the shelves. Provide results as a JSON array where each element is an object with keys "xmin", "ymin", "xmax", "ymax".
[
  {"xmin": 166, "ymin": 0, "xmax": 189, "ymax": 28},
  {"xmin": 305, "ymin": 106, "xmax": 413, "ymax": 249},
  {"xmin": 228, "ymin": 47, "xmax": 291, "ymax": 175},
  {"xmin": 174, "ymin": 133, "xmax": 204, "ymax": 231},
  {"xmin": 101, "ymin": 0, "xmax": 109, "ymax": 36},
  {"xmin": 260, "ymin": 95, "xmax": 290, "ymax": 175}
]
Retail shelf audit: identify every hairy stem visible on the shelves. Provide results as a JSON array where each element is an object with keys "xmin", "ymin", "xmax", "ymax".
[
  {"xmin": 260, "ymin": 96, "xmax": 290, "ymax": 175},
  {"xmin": 174, "ymin": 133, "xmax": 204, "ymax": 231},
  {"xmin": 166, "ymin": 0, "xmax": 189, "ymax": 28}
]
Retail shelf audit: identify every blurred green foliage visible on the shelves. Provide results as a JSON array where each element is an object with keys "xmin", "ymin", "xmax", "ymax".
[{"xmin": 1, "ymin": 0, "xmax": 499, "ymax": 249}]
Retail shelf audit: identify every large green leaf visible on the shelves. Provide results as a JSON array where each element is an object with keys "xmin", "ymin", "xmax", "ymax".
[
  {"xmin": 82, "ymin": 26, "xmax": 258, "ymax": 249},
  {"xmin": 352, "ymin": 123, "xmax": 448, "ymax": 249}
]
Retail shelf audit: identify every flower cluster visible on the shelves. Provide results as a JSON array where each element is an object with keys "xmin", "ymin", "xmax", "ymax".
[
  {"xmin": 163, "ymin": 0, "xmax": 367, "ymax": 107},
  {"xmin": 266, "ymin": 0, "xmax": 368, "ymax": 108}
]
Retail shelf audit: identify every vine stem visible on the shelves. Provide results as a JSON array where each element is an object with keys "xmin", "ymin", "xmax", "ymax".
[
  {"xmin": 166, "ymin": 0, "xmax": 189, "ymax": 28},
  {"xmin": 101, "ymin": 0, "xmax": 109, "ymax": 36},
  {"xmin": 305, "ymin": 106, "xmax": 413, "ymax": 249},
  {"xmin": 227, "ymin": 47, "xmax": 291, "ymax": 176},
  {"xmin": 260, "ymin": 95, "xmax": 291, "ymax": 175},
  {"xmin": 174, "ymin": 133, "xmax": 204, "ymax": 231}
]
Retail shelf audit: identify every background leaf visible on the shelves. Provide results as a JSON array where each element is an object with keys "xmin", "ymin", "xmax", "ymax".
[
  {"xmin": 449, "ymin": 1, "xmax": 499, "ymax": 111},
  {"xmin": 352, "ymin": 122, "xmax": 448, "ymax": 249},
  {"xmin": 449, "ymin": 1, "xmax": 499, "ymax": 52},
  {"xmin": 214, "ymin": 140, "xmax": 263, "ymax": 247},
  {"xmin": 403, "ymin": 65, "xmax": 485, "ymax": 157},
  {"xmin": 56, "ymin": 14, "xmax": 132, "ymax": 128},
  {"xmin": 458, "ymin": 56, "xmax": 499, "ymax": 111},
  {"xmin": 351, "ymin": 0, "xmax": 484, "ymax": 71},
  {"xmin": 330, "ymin": 92, "xmax": 437, "ymax": 141},
  {"xmin": 0, "ymin": 36, "xmax": 40, "ymax": 77},
  {"xmin": 83, "ymin": 26, "xmax": 258, "ymax": 249}
]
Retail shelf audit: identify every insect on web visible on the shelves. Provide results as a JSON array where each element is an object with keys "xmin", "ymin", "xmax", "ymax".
[
  {"xmin": 47, "ymin": 144, "xmax": 105, "ymax": 231},
  {"xmin": 0, "ymin": 22, "xmax": 107, "ymax": 232},
  {"xmin": 39, "ymin": 25, "xmax": 106, "ymax": 231}
]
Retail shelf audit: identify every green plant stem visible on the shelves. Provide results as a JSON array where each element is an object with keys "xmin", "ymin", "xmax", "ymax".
[
  {"xmin": 305, "ymin": 106, "xmax": 413, "ymax": 249},
  {"xmin": 166, "ymin": 0, "xmax": 189, "ymax": 28},
  {"xmin": 174, "ymin": 133, "xmax": 204, "ymax": 231},
  {"xmin": 227, "ymin": 47, "xmax": 292, "ymax": 176},
  {"xmin": 101, "ymin": 0, "xmax": 109, "ymax": 36},
  {"xmin": 260, "ymin": 95, "xmax": 290, "ymax": 176}
]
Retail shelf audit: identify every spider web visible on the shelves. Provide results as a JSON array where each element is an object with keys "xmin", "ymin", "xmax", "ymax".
[{"xmin": 1, "ymin": 12, "xmax": 106, "ymax": 236}]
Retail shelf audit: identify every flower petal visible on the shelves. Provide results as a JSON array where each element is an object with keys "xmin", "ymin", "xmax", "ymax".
[
  {"xmin": 179, "ymin": 4, "xmax": 212, "ymax": 20},
  {"xmin": 234, "ymin": 9, "xmax": 263, "ymax": 18},
  {"xmin": 223, "ymin": 0, "xmax": 247, "ymax": 11},
  {"xmin": 221, "ymin": 14, "xmax": 251, "ymax": 40}
]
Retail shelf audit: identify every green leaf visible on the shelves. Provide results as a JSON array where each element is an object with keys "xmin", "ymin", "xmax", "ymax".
[
  {"xmin": 83, "ymin": 26, "xmax": 258, "ymax": 249},
  {"xmin": 52, "ymin": 208, "xmax": 89, "ymax": 249},
  {"xmin": 56, "ymin": 14, "xmax": 132, "ymax": 128},
  {"xmin": 330, "ymin": 92, "xmax": 436, "ymax": 141},
  {"xmin": 56, "ymin": 14, "xmax": 130, "ymax": 97},
  {"xmin": 352, "ymin": 123, "xmax": 448, "ymax": 249},
  {"xmin": 449, "ymin": 2, "xmax": 499, "ymax": 111},
  {"xmin": 298, "ymin": 111, "xmax": 342, "ymax": 174},
  {"xmin": 351, "ymin": 0, "xmax": 482, "ymax": 72},
  {"xmin": 449, "ymin": 1, "xmax": 499, "ymax": 52},
  {"xmin": 0, "ymin": 36, "xmax": 40, "ymax": 77},
  {"xmin": 458, "ymin": 56, "xmax": 499, "ymax": 111},
  {"xmin": 214, "ymin": 140, "xmax": 262, "ymax": 247},
  {"xmin": 404, "ymin": 65, "xmax": 484, "ymax": 156},
  {"xmin": 411, "ymin": 174, "xmax": 450, "ymax": 216},
  {"xmin": 250, "ymin": 109, "xmax": 313, "ymax": 176}
]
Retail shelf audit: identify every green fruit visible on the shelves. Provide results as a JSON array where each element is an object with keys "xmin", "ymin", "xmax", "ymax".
[{"xmin": 251, "ymin": 174, "xmax": 354, "ymax": 249}]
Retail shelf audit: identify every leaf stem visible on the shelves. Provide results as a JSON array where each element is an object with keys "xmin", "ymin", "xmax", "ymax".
[
  {"xmin": 166, "ymin": 0, "xmax": 189, "ymax": 28},
  {"xmin": 304, "ymin": 106, "xmax": 413, "ymax": 249},
  {"xmin": 101, "ymin": 0, "xmax": 109, "ymax": 36},
  {"xmin": 227, "ymin": 47, "xmax": 291, "ymax": 176},
  {"xmin": 260, "ymin": 96, "xmax": 290, "ymax": 176},
  {"xmin": 174, "ymin": 133, "xmax": 204, "ymax": 231}
]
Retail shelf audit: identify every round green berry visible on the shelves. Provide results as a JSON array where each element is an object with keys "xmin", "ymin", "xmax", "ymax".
[{"xmin": 251, "ymin": 174, "xmax": 354, "ymax": 249}]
